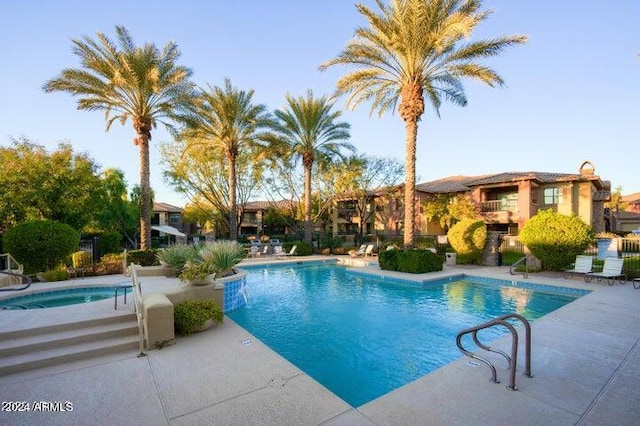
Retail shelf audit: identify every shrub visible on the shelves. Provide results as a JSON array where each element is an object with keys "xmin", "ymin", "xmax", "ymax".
[
  {"xmin": 156, "ymin": 244, "xmax": 197, "ymax": 272},
  {"xmin": 127, "ymin": 249, "xmax": 159, "ymax": 266},
  {"xmin": 174, "ymin": 299, "xmax": 224, "ymax": 336},
  {"xmin": 447, "ymin": 219, "xmax": 487, "ymax": 265},
  {"xmin": 284, "ymin": 241, "xmax": 312, "ymax": 256},
  {"xmin": 179, "ymin": 241, "xmax": 246, "ymax": 283},
  {"xmin": 379, "ymin": 249, "xmax": 444, "ymax": 274},
  {"xmin": 378, "ymin": 248, "xmax": 399, "ymax": 271},
  {"xmin": 519, "ymin": 209, "xmax": 594, "ymax": 271},
  {"xmin": 40, "ymin": 265, "xmax": 71, "ymax": 282},
  {"xmin": 71, "ymin": 251, "xmax": 92, "ymax": 268},
  {"xmin": 396, "ymin": 249, "xmax": 444, "ymax": 274},
  {"xmin": 98, "ymin": 231, "xmax": 122, "ymax": 255},
  {"xmin": 3, "ymin": 220, "xmax": 80, "ymax": 274}
]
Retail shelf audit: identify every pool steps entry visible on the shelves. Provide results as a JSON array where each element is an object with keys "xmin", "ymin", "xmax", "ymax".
[{"xmin": 456, "ymin": 313, "xmax": 532, "ymax": 390}]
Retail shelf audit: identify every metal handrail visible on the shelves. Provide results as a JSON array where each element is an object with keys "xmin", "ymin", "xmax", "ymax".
[
  {"xmin": 0, "ymin": 270, "xmax": 32, "ymax": 292},
  {"xmin": 128, "ymin": 264, "xmax": 147, "ymax": 357},
  {"xmin": 510, "ymin": 256, "xmax": 528, "ymax": 278},
  {"xmin": 456, "ymin": 313, "xmax": 532, "ymax": 390}
]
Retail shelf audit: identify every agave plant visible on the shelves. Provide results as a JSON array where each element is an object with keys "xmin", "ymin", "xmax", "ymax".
[
  {"xmin": 156, "ymin": 244, "xmax": 199, "ymax": 272},
  {"xmin": 179, "ymin": 241, "xmax": 246, "ymax": 283}
]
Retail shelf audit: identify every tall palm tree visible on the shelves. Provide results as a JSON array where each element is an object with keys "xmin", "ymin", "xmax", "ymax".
[
  {"xmin": 43, "ymin": 26, "xmax": 194, "ymax": 249},
  {"xmin": 269, "ymin": 90, "xmax": 353, "ymax": 244},
  {"xmin": 178, "ymin": 79, "xmax": 273, "ymax": 240},
  {"xmin": 320, "ymin": 0, "xmax": 527, "ymax": 247}
]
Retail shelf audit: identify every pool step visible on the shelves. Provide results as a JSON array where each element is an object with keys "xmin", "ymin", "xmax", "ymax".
[{"xmin": 0, "ymin": 314, "xmax": 141, "ymax": 376}]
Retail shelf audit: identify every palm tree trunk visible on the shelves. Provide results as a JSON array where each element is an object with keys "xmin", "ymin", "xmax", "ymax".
[
  {"xmin": 304, "ymin": 163, "xmax": 313, "ymax": 244},
  {"xmin": 229, "ymin": 153, "xmax": 238, "ymax": 241},
  {"xmin": 138, "ymin": 135, "xmax": 152, "ymax": 250},
  {"xmin": 403, "ymin": 119, "xmax": 418, "ymax": 248}
]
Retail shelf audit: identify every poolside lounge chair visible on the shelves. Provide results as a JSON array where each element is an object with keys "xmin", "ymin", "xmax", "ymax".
[
  {"xmin": 364, "ymin": 244, "xmax": 376, "ymax": 257},
  {"xmin": 585, "ymin": 257, "xmax": 626, "ymax": 285},
  {"xmin": 350, "ymin": 244, "xmax": 367, "ymax": 258},
  {"xmin": 563, "ymin": 255, "xmax": 593, "ymax": 279},
  {"xmin": 275, "ymin": 245, "xmax": 296, "ymax": 258},
  {"xmin": 256, "ymin": 245, "xmax": 269, "ymax": 256}
]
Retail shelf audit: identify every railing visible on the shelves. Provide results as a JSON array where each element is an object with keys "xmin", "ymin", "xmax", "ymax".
[
  {"xmin": 129, "ymin": 264, "xmax": 147, "ymax": 357},
  {"xmin": 0, "ymin": 270, "xmax": 32, "ymax": 292},
  {"xmin": 456, "ymin": 313, "xmax": 532, "ymax": 390},
  {"xmin": 0, "ymin": 253, "xmax": 28, "ymax": 290},
  {"xmin": 479, "ymin": 200, "xmax": 518, "ymax": 213},
  {"xmin": 510, "ymin": 256, "xmax": 528, "ymax": 278}
]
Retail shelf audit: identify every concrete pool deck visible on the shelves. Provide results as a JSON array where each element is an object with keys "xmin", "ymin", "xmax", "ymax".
[{"xmin": 1, "ymin": 259, "xmax": 639, "ymax": 425}]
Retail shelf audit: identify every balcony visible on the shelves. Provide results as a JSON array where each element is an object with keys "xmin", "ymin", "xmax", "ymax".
[
  {"xmin": 479, "ymin": 200, "xmax": 518, "ymax": 213},
  {"xmin": 479, "ymin": 200, "xmax": 518, "ymax": 224}
]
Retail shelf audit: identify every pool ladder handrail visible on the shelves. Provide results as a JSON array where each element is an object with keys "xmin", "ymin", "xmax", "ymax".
[
  {"xmin": 509, "ymin": 256, "xmax": 528, "ymax": 278},
  {"xmin": 128, "ymin": 264, "xmax": 147, "ymax": 357},
  {"xmin": 456, "ymin": 313, "xmax": 532, "ymax": 390},
  {"xmin": 0, "ymin": 270, "xmax": 32, "ymax": 292}
]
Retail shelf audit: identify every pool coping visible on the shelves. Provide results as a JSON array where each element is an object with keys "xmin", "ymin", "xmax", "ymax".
[{"xmin": 0, "ymin": 260, "xmax": 638, "ymax": 425}]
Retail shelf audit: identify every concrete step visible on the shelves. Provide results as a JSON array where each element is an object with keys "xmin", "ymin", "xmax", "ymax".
[{"xmin": 0, "ymin": 314, "xmax": 142, "ymax": 377}]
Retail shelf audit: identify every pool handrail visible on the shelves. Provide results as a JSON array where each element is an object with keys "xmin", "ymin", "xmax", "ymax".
[
  {"xmin": 128, "ymin": 264, "xmax": 147, "ymax": 357},
  {"xmin": 456, "ymin": 313, "xmax": 532, "ymax": 390},
  {"xmin": 509, "ymin": 256, "xmax": 528, "ymax": 278},
  {"xmin": 0, "ymin": 270, "xmax": 32, "ymax": 292}
]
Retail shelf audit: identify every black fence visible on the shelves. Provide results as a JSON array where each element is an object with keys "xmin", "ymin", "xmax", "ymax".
[{"xmin": 498, "ymin": 236, "xmax": 640, "ymax": 279}]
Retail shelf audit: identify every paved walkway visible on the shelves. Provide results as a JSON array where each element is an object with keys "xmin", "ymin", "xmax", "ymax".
[{"xmin": 1, "ymin": 261, "xmax": 639, "ymax": 425}]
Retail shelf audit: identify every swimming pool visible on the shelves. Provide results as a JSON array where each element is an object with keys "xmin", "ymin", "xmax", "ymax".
[
  {"xmin": 228, "ymin": 263, "xmax": 588, "ymax": 407},
  {"xmin": 0, "ymin": 286, "xmax": 132, "ymax": 310}
]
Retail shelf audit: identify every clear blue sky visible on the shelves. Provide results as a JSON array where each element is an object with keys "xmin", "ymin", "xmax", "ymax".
[{"xmin": 2, "ymin": 0, "xmax": 638, "ymax": 207}]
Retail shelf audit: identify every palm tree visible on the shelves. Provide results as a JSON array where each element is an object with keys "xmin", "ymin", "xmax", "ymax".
[
  {"xmin": 269, "ymin": 90, "xmax": 353, "ymax": 244},
  {"xmin": 320, "ymin": 0, "xmax": 527, "ymax": 247},
  {"xmin": 43, "ymin": 26, "xmax": 194, "ymax": 249},
  {"xmin": 177, "ymin": 79, "xmax": 273, "ymax": 240}
]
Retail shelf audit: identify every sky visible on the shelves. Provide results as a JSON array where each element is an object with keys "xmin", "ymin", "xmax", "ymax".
[{"xmin": 2, "ymin": 0, "xmax": 638, "ymax": 208}]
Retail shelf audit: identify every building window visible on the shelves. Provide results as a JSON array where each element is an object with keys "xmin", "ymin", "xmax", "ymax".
[
  {"xmin": 169, "ymin": 213, "xmax": 181, "ymax": 225},
  {"xmin": 543, "ymin": 188, "xmax": 559, "ymax": 205}
]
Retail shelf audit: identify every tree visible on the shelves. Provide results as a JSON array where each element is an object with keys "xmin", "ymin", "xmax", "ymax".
[
  {"xmin": 424, "ymin": 193, "xmax": 479, "ymax": 232},
  {"xmin": 43, "ymin": 26, "xmax": 194, "ymax": 249},
  {"xmin": 0, "ymin": 138, "xmax": 103, "ymax": 232},
  {"xmin": 606, "ymin": 185, "xmax": 628, "ymax": 213},
  {"xmin": 162, "ymin": 139, "xmax": 261, "ymax": 238},
  {"xmin": 176, "ymin": 79, "xmax": 273, "ymax": 240},
  {"xmin": 268, "ymin": 90, "xmax": 354, "ymax": 244},
  {"xmin": 321, "ymin": 0, "xmax": 526, "ymax": 247},
  {"xmin": 93, "ymin": 168, "xmax": 139, "ymax": 248}
]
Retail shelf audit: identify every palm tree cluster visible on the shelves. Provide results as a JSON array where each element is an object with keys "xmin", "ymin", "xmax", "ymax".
[{"xmin": 43, "ymin": 0, "xmax": 525, "ymax": 248}]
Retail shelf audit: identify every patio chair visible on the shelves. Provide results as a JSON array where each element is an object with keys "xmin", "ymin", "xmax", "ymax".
[
  {"xmin": 350, "ymin": 244, "xmax": 367, "ymax": 258},
  {"xmin": 364, "ymin": 244, "xmax": 376, "ymax": 257},
  {"xmin": 584, "ymin": 257, "xmax": 626, "ymax": 285},
  {"xmin": 563, "ymin": 255, "xmax": 593, "ymax": 279},
  {"xmin": 276, "ymin": 245, "xmax": 296, "ymax": 258}
]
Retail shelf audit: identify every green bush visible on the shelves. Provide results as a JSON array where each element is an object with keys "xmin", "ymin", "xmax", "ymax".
[
  {"xmin": 127, "ymin": 249, "xmax": 159, "ymax": 266},
  {"xmin": 3, "ymin": 220, "xmax": 80, "ymax": 274},
  {"xmin": 40, "ymin": 265, "xmax": 70, "ymax": 282},
  {"xmin": 447, "ymin": 219, "xmax": 487, "ymax": 265},
  {"xmin": 378, "ymin": 248, "xmax": 399, "ymax": 271},
  {"xmin": 174, "ymin": 299, "xmax": 224, "ymax": 336},
  {"xmin": 283, "ymin": 241, "xmax": 312, "ymax": 256},
  {"xmin": 379, "ymin": 249, "xmax": 444, "ymax": 274},
  {"xmin": 98, "ymin": 231, "xmax": 122, "ymax": 255},
  {"xmin": 519, "ymin": 209, "xmax": 594, "ymax": 271}
]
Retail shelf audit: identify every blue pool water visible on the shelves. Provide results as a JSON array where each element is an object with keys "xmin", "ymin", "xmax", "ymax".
[
  {"xmin": 0, "ymin": 286, "xmax": 132, "ymax": 310},
  {"xmin": 228, "ymin": 263, "xmax": 587, "ymax": 407}
]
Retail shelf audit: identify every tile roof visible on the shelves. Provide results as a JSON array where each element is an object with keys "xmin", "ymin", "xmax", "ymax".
[{"xmin": 153, "ymin": 202, "xmax": 183, "ymax": 213}]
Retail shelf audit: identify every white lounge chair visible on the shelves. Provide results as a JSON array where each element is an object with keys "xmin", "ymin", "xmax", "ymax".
[
  {"xmin": 276, "ymin": 245, "xmax": 296, "ymax": 258},
  {"xmin": 585, "ymin": 257, "xmax": 626, "ymax": 285},
  {"xmin": 350, "ymin": 244, "xmax": 367, "ymax": 258},
  {"xmin": 563, "ymin": 255, "xmax": 593, "ymax": 279},
  {"xmin": 364, "ymin": 244, "xmax": 376, "ymax": 257}
]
